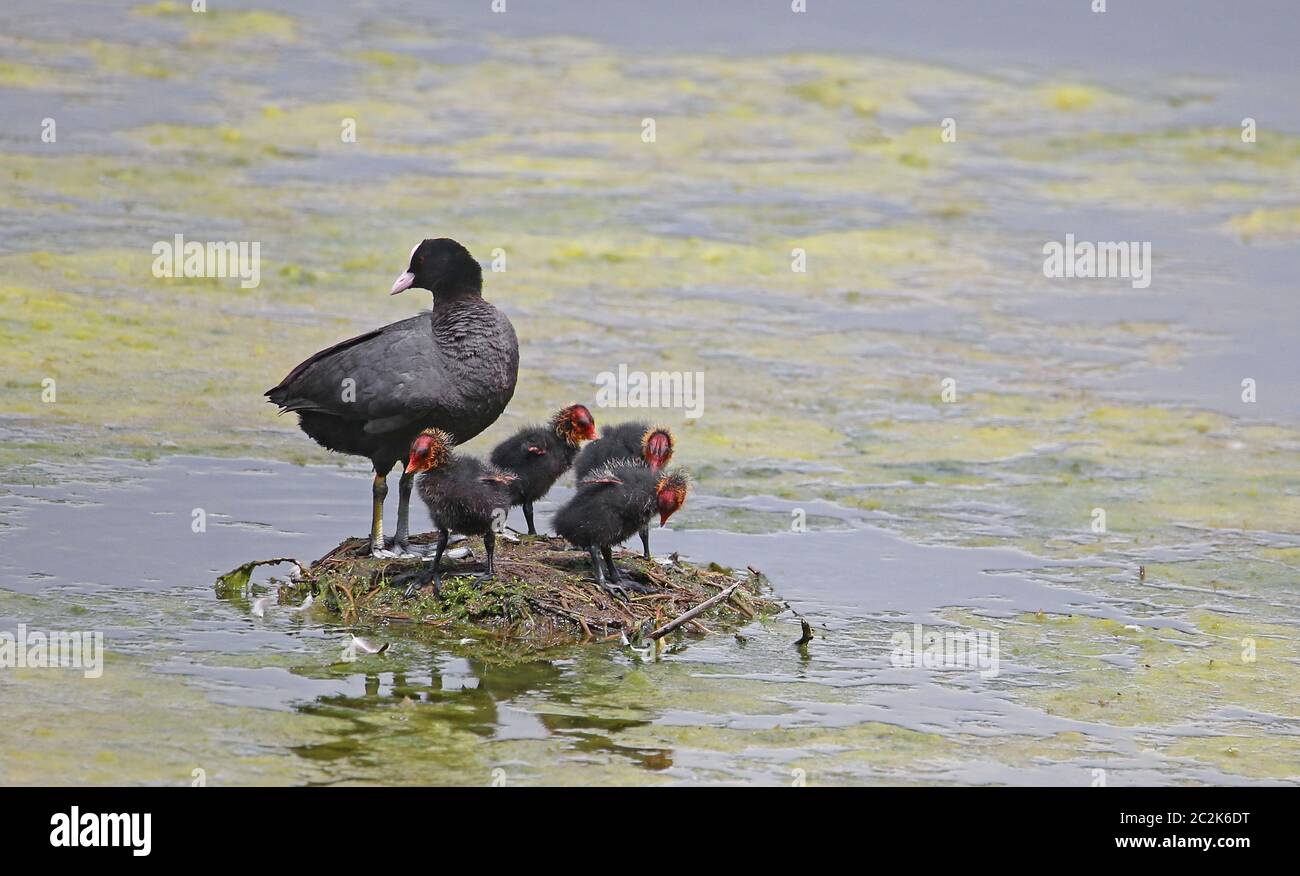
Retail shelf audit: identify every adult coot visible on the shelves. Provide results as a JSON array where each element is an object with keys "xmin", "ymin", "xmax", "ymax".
[
  {"xmin": 265, "ymin": 239, "xmax": 518, "ymax": 557},
  {"xmin": 489, "ymin": 403, "xmax": 597, "ymax": 535},
  {"xmin": 572, "ymin": 422, "xmax": 674, "ymax": 558},
  {"xmin": 553, "ymin": 462, "xmax": 689, "ymax": 599}
]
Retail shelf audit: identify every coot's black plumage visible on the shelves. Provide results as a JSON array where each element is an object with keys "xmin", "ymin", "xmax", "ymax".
[
  {"xmin": 572, "ymin": 421, "xmax": 674, "ymax": 558},
  {"xmin": 265, "ymin": 238, "xmax": 518, "ymax": 558},
  {"xmin": 400, "ymin": 428, "xmax": 515, "ymax": 597},
  {"xmin": 553, "ymin": 462, "xmax": 689, "ymax": 598},
  {"xmin": 488, "ymin": 404, "xmax": 597, "ymax": 535}
]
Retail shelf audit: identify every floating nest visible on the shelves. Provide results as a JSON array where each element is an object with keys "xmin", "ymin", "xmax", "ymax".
[{"xmin": 216, "ymin": 532, "xmax": 787, "ymax": 653}]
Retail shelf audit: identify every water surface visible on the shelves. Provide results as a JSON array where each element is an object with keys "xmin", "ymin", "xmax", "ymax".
[{"xmin": 1, "ymin": 1, "xmax": 1298, "ymax": 784}]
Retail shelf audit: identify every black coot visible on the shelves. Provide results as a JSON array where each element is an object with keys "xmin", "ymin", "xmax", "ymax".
[
  {"xmin": 399, "ymin": 428, "xmax": 515, "ymax": 597},
  {"xmin": 553, "ymin": 462, "xmax": 689, "ymax": 599},
  {"xmin": 572, "ymin": 421, "xmax": 674, "ymax": 558},
  {"xmin": 488, "ymin": 404, "xmax": 597, "ymax": 535},
  {"xmin": 265, "ymin": 239, "xmax": 519, "ymax": 558}
]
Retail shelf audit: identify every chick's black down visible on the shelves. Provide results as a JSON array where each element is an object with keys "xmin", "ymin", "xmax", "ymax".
[
  {"xmin": 417, "ymin": 456, "xmax": 514, "ymax": 536},
  {"xmin": 490, "ymin": 424, "xmax": 583, "ymax": 506},
  {"xmin": 573, "ymin": 421, "xmax": 651, "ymax": 479},
  {"xmin": 553, "ymin": 464, "xmax": 659, "ymax": 550}
]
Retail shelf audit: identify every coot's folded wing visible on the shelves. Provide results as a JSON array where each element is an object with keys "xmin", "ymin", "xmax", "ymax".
[{"xmin": 265, "ymin": 313, "xmax": 446, "ymax": 431}]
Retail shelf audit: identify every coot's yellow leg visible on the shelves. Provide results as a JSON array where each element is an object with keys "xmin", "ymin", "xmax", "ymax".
[{"xmin": 369, "ymin": 472, "xmax": 387, "ymax": 556}]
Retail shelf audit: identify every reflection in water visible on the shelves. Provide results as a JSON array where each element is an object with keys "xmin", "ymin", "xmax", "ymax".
[{"xmin": 294, "ymin": 653, "xmax": 668, "ymax": 777}]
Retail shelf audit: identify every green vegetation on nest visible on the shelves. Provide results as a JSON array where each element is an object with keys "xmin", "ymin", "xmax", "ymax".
[{"xmin": 217, "ymin": 534, "xmax": 783, "ymax": 656}]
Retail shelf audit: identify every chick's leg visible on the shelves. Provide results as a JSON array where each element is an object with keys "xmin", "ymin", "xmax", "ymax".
[
  {"xmin": 403, "ymin": 528, "xmax": 449, "ymax": 598},
  {"xmin": 604, "ymin": 545, "xmax": 651, "ymax": 594},
  {"xmin": 472, "ymin": 530, "xmax": 497, "ymax": 583}
]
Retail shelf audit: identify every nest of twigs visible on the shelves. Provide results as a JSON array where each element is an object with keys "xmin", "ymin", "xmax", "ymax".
[{"xmin": 225, "ymin": 532, "xmax": 784, "ymax": 651}]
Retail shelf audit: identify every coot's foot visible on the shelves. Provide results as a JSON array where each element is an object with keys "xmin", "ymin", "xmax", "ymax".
[
  {"xmin": 390, "ymin": 564, "xmax": 441, "ymax": 598},
  {"xmin": 393, "ymin": 539, "xmax": 427, "ymax": 559},
  {"xmin": 401, "ymin": 572, "xmax": 441, "ymax": 599},
  {"xmin": 403, "ymin": 575, "xmax": 440, "ymax": 599},
  {"xmin": 610, "ymin": 565, "xmax": 655, "ymax": 587},
  {"xmin": 597, "ymin": 577, "xmax": 653, "ymax": 600},
  {"xmin": 599, "ymin": 579, "xmax": 631, "ymax": 600},
  {"xmin": 600, "ymin": 546, "xmax": 653, "ymax": 594},
  {"xmin": 372, "ymin": 538, "xmax": 424, "ymax": 560},
  {"xmin": 618, "ymin": 577, "xmax": 654, "ymax": 595}
]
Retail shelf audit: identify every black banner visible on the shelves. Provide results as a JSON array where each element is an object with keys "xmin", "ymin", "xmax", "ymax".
[{"xmin": 1, "ymin": 786, "xmax": 1279, "ymax": 861}]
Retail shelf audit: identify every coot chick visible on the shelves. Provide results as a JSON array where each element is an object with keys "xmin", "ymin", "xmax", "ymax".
[
  {"xmin": 553, "ymin": 462, "xmax": 689, "ymax": 599},
  {"xmin": 572, "ymin": 422, "xmax": 674, "ymax": 559},
  {"xmin": 489, "ymin": 404, "xmax": 597, "ymax": 535},
  {"xmin": 401, "ymin": 428, "xmax": 515, "ymax": 598},
  {"xmin": 265, "ymin": 238, "xmax": 519, "ymax": 559}
]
